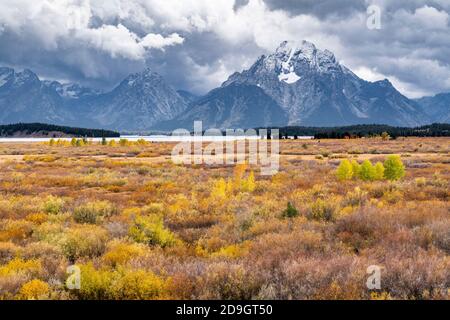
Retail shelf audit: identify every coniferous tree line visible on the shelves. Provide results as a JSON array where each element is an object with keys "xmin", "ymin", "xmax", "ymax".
[
  {"xmin": 0, "ymin": 123, "xmax": 120, "ymax": 137},
  {"xmin": 258, "ymin": 123, "xmax": 450, "ymax": 139}
]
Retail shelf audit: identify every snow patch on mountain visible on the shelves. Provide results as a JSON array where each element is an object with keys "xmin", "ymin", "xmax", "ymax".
[
  {"xmin": 278, "ymin": 70, "xmax": 301, "ymax": 84},
  {"xmin": 278, "ymin": 45, "xmax": 301, "ymax": 84},
  {"xmin": 350, "ymin": 104, "xmax": 369, "ymax": 118},
  {"xmin": 0, "ymin": 74, "xmax": 8, "ymax": 87}
]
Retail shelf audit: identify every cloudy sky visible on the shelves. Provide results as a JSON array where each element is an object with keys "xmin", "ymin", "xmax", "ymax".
[{"xmin": 0, "ymin": 0, "xmax": 449, "ymax": 98}]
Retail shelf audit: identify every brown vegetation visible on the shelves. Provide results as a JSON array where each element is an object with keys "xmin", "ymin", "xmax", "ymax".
[{"xmin": 0, "ymin": 137, "xmax": 448, "ymax": 300}]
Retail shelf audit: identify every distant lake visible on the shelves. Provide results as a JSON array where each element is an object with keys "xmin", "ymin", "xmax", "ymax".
[{"xmin": 0, "ymin": 135, "xmax": 314, "ymax": 143}]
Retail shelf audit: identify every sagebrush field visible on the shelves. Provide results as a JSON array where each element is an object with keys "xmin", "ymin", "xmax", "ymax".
[{"xmin": 0, "ymin": 137, "xmax": 448, "ymax": 300}]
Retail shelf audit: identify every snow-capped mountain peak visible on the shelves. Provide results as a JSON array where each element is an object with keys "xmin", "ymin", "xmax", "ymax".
[
  {"xmin": 42, "ymin": 80, "xmax": 101, "ymax": 99},
  {"xmin": 0, "ymin": 67, "xmax": 14, "ymax": 87},
  {"xmin": 221, "ymin": 40, "xmax": 430, "ymax": 127},
  {"xmin": 123, "ymin": 68, "xmax": 163, "ymax": 88},
  {"xmin": 276, "ymin": 40, "xmax": 316, "ymax": 61},
  {"xmin": 273, "ymin": 40, "xmax": 339, "ymax": 74},
  {"xmin": 9, "ymin": 69, "xmax": 40, "ymax": 87}
]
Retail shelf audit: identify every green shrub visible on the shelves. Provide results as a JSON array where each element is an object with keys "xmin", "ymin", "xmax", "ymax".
[
  {"xmin": 336, "ymin": 159, "xmax": 353, "ymax": 181},
  {"xmin": 384, "ymin": 155, "xmax": 405, "ymax": 181},
  {"xmin": 73, "ymin": 201, "xmax": 117, "ymax": 224},
  {"xmin": 351, "ymin": 160, "xmax": 361, "ymax": 179},
  {"xmin": 42, "ymin": 196, "xmax": 65, "ymax": 215},
  {"xmin": 359, "ymin": 160, "xmax": 376, "ymax": 181},
  {"xmin": 282, "ymin": 202, "xmax": 299, "ymax": 218},
  {"xmin": 309, "ymin": 199, "xmax": 337, "ymax": 221},
  {"xmin": 374, "ymin": 162, "xmax": 385, "ymax": 180},
  {"xmin": 344, "ymin": 187, "xmax": 368, "ymax": 207},
  {"xmin": 119, "ymin": 139, "xmax": 129, "ymax": 147},
  {"xmin": 62, "ymin": 225, "xmax": 108, "ymax": 261},
  {"xmin": 129, "ymin": 215, "xmax": 177, "ymax": 248}
]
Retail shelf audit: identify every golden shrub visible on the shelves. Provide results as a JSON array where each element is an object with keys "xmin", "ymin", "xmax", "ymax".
[
  {"xmin": 0, "ymin": 220, "xmax": 34, "ymax": 242},
  {"xmin": 102, "ymin": 241, "xmax": 146, "ymax": 267},
  {"xmin": 42, "ymin": 195, "xmax": 65, "ymax": 215},
  {"xmin": 18, "ymin": 279, "xmax": 50, "ymax": 300},
  {"xmin": 62, "ymin": 225, "xmax": 109, "ymax": 261},
  {"xmin": 129, "ymin": 215, "xmax": 178, "ymax": 248},
  {"xmin": 0, "ymin": 258, "xmax": 41, "ymax": 277},
  {"xmin": 75, "ymin": 264, "xmax": 167, "ymax": 300},
  {"xmin": 110, "ymin": 270, "xmax": 167, "ymax": 300},
  {"xmin": 211, "ymin": 242, "xmax": 250, "ymax": 259},
  {"xmin": 309, "ymin": 198, "xmax": 339, "ymax": 221}
]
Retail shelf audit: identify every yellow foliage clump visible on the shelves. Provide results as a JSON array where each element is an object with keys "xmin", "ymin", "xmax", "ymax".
[
  {"xmin": 112, "ymin": 269, "xmax": 167, "ymax": 300},
  {"xmin": 241, "ymin": 171, "xmax": 256, "ymax": 192},
  {"xmin": 168, "ymin": 194, "xmax": 191, "ymax": 214},
  {"xmin": 309, "ymin": 198, "xmax": 339, "ymax": 221},
  {"xmin": 25, "ymin": 213, "xmax": 48, "ymax": 224},
  {"xmin": 336, "ymin": 159, "xmax": 353, "ymax": 181},
  {"xmin": 222, "ymin": 164, "xmax": 256, "ymax": 194},
  {"xmin": 24, "ymin": 155, "xmax": 60, "ymax": 163},
  {"xmin": 0, "ymin": 258, "xmax": 41, "ymax": 276},
  {"xmin": 129, "ymin": 215, "xmax": 178, "ymax": 248},
  {"xmin": 62, "ymin": 225, "xmax": 109, "ymax": 261},
  {"xmin": 119, "ymin": 139, "xmax": 130, "ymax": 147},
  {"xmin": 102, "ymin": 241, "xmax": 146, "ymax": 267},
  {"xmin": 0, "ymin": 220, "xmax": 34, "ymax": 242},
  {"xmin": 211, "ymin": 242, "xmax": 250, "ymax": 259},
  {"xmin": 370, "ymin": 292, "xmax": 392, "ymax": 300},
  {"xmin": 42, "ymin": 195, "xmax": 65, "ymax": 215},
  {"xmin": 233, "ymin": 163, "xmax": 247, "ymax": 189},
  {"xmin": 211, "ymin": 178, "xmax": 228, "ymax": 199},
  {"xmin": 76, "ymin": 264, "xmax": 168, "ymax": 300},
  {"xmin": 18, "ymin": 279, "xmax": 50, "ymax": 300}
]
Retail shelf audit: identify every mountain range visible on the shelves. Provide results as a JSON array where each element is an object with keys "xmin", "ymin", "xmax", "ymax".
[{"xmin": 0, "ymin": 41, "xmax": 448, "ymax": 132}]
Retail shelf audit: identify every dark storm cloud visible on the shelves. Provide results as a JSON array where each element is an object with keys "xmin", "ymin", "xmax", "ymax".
[
  {"xmin": 0, "ymin": 0, "xmax": 449, "ymax": 98},
  {"xmin": 264, "ymin": 0, "xmax": 367, "ymax": 18},
  {"xmin": 145, "ymin": 31, "xmax": 263, "ymax": 93}
]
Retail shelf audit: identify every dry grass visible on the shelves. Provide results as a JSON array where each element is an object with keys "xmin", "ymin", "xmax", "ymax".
[{"xmin": 0, "ymin": 137, "xmax": 448, "ymax": 300}]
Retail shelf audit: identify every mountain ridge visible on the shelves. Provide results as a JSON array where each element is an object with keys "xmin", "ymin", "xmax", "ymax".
[
  {"xmin": 0, "ymin": 40, "xmax": 448, "ymax": 131},
  {"xmin": 220, "ymin": 40, "xmax": 430, "ymax": 127}
]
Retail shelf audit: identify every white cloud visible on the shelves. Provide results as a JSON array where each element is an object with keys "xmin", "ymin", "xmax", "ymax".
[
  {"xmin": 0, "ymin": 0, "xmax": 449, "ymax": 98},
  {"xmin": 141, "ymin": 33, "xmax": 184, "ymax": 50},
  {"xmin": 0, "ymin": 0, "xmax": 185, "ymax": 60},
  {"xmin": 353, "ymin": 66, "xmax": 386, "ymax": 82},
  {"xmin": 414, "ymin": 5, "xmax": 449, "ymax": 30}
]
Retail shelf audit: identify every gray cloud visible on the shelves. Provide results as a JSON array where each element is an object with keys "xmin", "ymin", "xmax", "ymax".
[
  {"xmin": 0, "ymin": 0, "xmax": 449, "ymax": 98},
  {"xmin": 264, "ymin": 0, "xmax": 367, "ymax": 18}
]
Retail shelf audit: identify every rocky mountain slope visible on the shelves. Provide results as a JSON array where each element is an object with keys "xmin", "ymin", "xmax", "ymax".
[
  {"xmin": 0, "ymin": 41, "xmax": 446, "ymax": 131},
  {"xmin": 221, "ymin": 40, "xmax": 429, "ymax": 127},
  {"xmin": 83, "ymin": 69, "xmax": 188, "ymax": 131},
  {"xmin": 0, "ymin": 67, "xmax": 72, "ymax": 124},
  {"xmin": 0, "ymin": 67, "xmax": 190, "ymax": 131},
  {"xmin": 415, "ymin": 93, "xmax": 450, "ymax": 123},
  {"xmin": 158, "ymin": 83, "xmax": 288, "ymax": 130}
]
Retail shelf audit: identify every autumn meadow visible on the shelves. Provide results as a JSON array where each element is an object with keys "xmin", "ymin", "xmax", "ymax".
[{"xmin": 0, "ymin": 137, "xmax": 448, "ymax": 300}]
